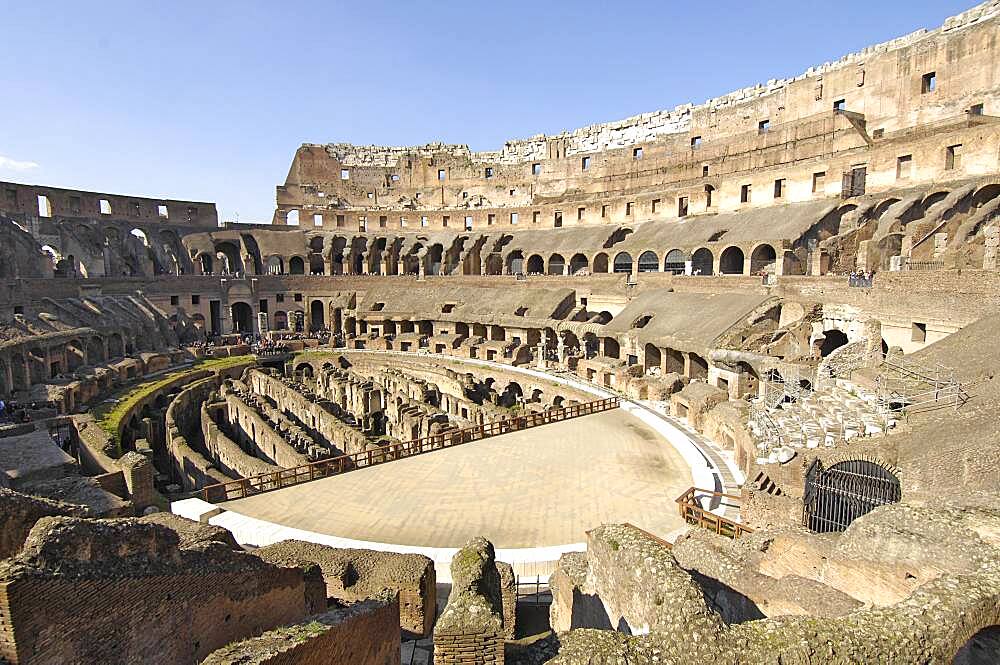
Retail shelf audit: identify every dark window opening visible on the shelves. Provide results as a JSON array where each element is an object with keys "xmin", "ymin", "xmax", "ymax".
[
  {"xmin": 758, "ymin": 119, "xmax": 770, "ymax": 133},
  {"xmin": 741, "ymin": 184, "xmax": 751, "ymax": 203},
  {"xmin": 833, "ymin": 99, "xmax": 845, "ymax": 112},
  {"xmin": 678, "ymin": 197, "xmax": 688, "ymax": 217},
  {"xmin": 691, "ymin": 136, "xmax": 702, "ymax": 149},
  {"xmin": 774, "ymin": 179, "xmax": 785, "ymax": 198},
  {"xmin": 921, "ymin": 72, "xmax": 936, "ymax": 94}
]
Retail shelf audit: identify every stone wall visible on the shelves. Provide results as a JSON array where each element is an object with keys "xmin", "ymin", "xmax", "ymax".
[
  {"xmin": 253, "ymin": 539, "xmax": 436, "ymax": 638},
  {"xmin": 0, "ymin": 517, "xmax": 319, "ymax": 665},
  {"xmin": 201, "ymin": 595, "xmax": 401, "ymax": 665},
  {"xmin": 0, "ymin": 488, "xmax": 88, "ymax": 559}
]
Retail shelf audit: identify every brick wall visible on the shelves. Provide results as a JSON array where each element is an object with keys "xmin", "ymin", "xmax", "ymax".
[
  {"xmin": 432, "ymin": 630, "xmax": 504, "ymax": 665},
  {"xmin": 201, "ymin": 595, "xmax": 400, "ymax": 665}
]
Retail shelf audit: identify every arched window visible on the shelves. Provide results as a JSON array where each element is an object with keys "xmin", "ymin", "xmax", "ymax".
[
  {"xmin": 613, "ymin": 252, "xmax": 633, "ymax": 273},
  {"xmin": 547, "ymin": 254, "xmax": 565, "ymax": 275},
  {"xmin": 663, "ymin": 249, "xmax": 686, "ymax": 274},
  {"xmin": 637, "ymin": 251, "xmax": 659, "ymax": 272}
]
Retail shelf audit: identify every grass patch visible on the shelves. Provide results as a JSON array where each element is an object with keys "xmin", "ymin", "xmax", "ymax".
[{"xmin": 93, "ymin": 355, "xmax": 254, "ymax": 444}]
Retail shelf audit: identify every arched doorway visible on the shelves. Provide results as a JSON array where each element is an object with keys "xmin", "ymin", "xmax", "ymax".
[
  {"xmin": 310, "ymin": 300, "xmax": 326, "ymax": 331},
  {"xmin": 506, "ymin": 251, "xmax": 524, "ymax": 275},
  {"xmin": 288, "ymin": 256, "xmax": 305, "ymax": 274},
  {"xmin": 230, "ymin": 302, "xmax": 253, "ymax": 334},
  {"xmin": 691, "ymin": 248, "xmax": 713, "ymax": 275},
  {"xmin": 750, "ymin": 244, "xmax": 777, "ymax": 274},
  {"xmin": 719, "ymin": 247, "xmax": 745, "ymax": 274},
  {"xmin": 644, "ymin": 344, "xmax": 661, "ymax": 372},
  {"xmin": 526, "ymin": 254, "xmax": 544, "ymax": 274},
  {"xmin": 803, "ymin": 459, "xmax": 901, "ymax": 533},
  {"xmin": 569, "ymin": 253, "xmax": 588, "ymax": 275},
  {"xmin": 593, "ymin": 253, "xmax": 609, "ymax": 273},
  {"xmin": 547, "ymin": 254, "xmax": 565, "ymax": 275}
]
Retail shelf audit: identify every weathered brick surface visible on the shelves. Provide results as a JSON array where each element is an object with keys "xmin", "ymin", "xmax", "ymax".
[
  {"xmin": 0, "ymin": 517, "xmax": 315, "ymax": 665},
  {"xmin": 200, "ymin": 594, "xmax": 400, "ymax": 665}
]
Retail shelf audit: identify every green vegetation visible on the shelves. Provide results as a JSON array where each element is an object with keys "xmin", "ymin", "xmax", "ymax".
[{"xmin": 93, "ymin": 355, "xmax": 254, "ymax": 444}]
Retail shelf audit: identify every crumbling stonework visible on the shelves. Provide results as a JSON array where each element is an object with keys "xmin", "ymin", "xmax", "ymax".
[
  {"xmin": 434, "ymin": 537, "xmax": 507, "ymax": 665},
  {"xmin": 253, "ymin": 539, "xmax": 436, "ymax": 637},
  {"xmin": 0, "ymin": 487, "xmax": 88, "ymax": 559},
  {"xmin": 0, "ymin": 517, "xmax": 322, "ymax": 665},
  {"xmin": 201, "ymin": 594, "xmax": 401, "ymax": 665}
]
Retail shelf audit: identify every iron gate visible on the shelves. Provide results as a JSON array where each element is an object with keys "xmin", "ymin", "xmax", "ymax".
[{"xmin": 802, "ymin": 458, "xmax": 901, "ymax": 533}]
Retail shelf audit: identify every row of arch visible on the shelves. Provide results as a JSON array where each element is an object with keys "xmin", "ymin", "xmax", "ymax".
[{"xmin": 502, "ymin": 244, "xmax": 778, "ymax": 276}]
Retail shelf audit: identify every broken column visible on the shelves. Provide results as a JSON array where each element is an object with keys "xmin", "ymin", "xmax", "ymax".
[{"xmin": 433, "ymin": 537, "xmax": 507, "ymax": 664}]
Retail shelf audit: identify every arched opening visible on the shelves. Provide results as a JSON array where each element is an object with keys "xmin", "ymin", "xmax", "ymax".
[
  {"xmin": 689, "ymin": 353, "xmax": 709, "ymax": 379},
  {"xmin": 593, "ymin": 253, "xmax": 609, "ymax": 273},
  {"xmin": 265, "ymin": 255, "xmax": 284, "ymax": 275},
  {"xmin": 719, "ymin": 246, "xmax": 745, "ymax": 275},
  {"xmin": 310, "ymin": 300, "xmax": 326, "ymax": 331},
  {"xmin": 613, "ymin": 252, "xmax": 633, "ymax": 273},
  {"xmin": 273, "ymin": 311, "xmax": 288, "ymax": 330},
  {"xmin": 499, "ymin": 382, "xmax": 523, "ymax": 408},
  {"xmin": 691, "ymin": 248, "xmax": 713, "ymax": 275},
  {"xmin": 87, "ymin": 336, "xmax": 105, "ymax": 364},
  {"xmin": 309, "ymin": 255, "xmax": 325, "ymax": 274},
  {"xmin": 803, "ymin": 459, "xmax": 901, "ymax": 533},
  {"xmin": 663, "ymin": 249, "xmax": 686, "ymax": 275},
  {"xmin": 954, "ymin": 625, "xmax": 1000, "ymax": 664},
  {"xmin": 288, "ymin": 256, "xmax": 305, "ymax": 274},
  {"xmin": 972, "ymin": 184, "xmax": 1000, "ymax": 209},
  {"xmin": 818, "ymin": 329, "xmax": 849, "ymax": 357},
  {"xmin": 569, "ymin": 253, "xmax": 588, "ymax": 275},
  {"xmin": 922, "ymin": 191, "xmax": 950, "ymax": 210},
  {"xmin": 286, "ymin": 210, "xmax": 300, "ymax": 226},
  {"xmin": 547, "ymin": 254, "xmax": 565, "ymax": 275},
  {"xmin": 426, "ymin": 244, "xmax": 443, "ymax": 275},
  {"xmin": 526, "ymin": 254, "xmax": 544, "ymax": 274},
  {"xmin": 644, "ymin": 344, "xmax": 661, "ymax": 372},
  {"xmin": 603, "ymin": 337, "xmax": 620, "ymax": 359},
  {"xmin": 108, "ymin": 333, "xmax": 125, "ymax": 359},
  {"xmin": 506, "ymin": 250, "xmax": 524, "ymax": 275},
  {"xmin": 198, "ymin": 253, "xmax": 214, "ymax": 275},
  {"xmin": 637, "ymin": 251, "xmax": 659, "ymax": 272},
  {"xmin": 295, "ymin": 362, "xmax": 314, "ymax": 379},
  {"xmin": 230, "ymin": 302, "xmax": 253, "ymax": 334},
  {"xmin": 750, "ymin": 244, "xmax": 777, "ymax": 274},
  {"xmin": 215, "ymin": 242, "xmax": 243, "ymax": 275},
  {"xmin": 873, "ymin": 198, "xmax": 901, "ymax": 219}
]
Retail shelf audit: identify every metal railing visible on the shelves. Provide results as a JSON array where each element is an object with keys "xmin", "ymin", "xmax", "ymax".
[
  {"xmin": 903, "ymin": 259, "xmax": 945, "ymax": 271},
  {"xmin": 676, "ymin": 487, "xmax": 752, "ymax": 539},
  {"xmin": 876, "ymin": 356, "xmax": 968, "ymax": 414},
  {"xmin": 200, "ymin": 396, "xmax": 620, "ymax": 502}
]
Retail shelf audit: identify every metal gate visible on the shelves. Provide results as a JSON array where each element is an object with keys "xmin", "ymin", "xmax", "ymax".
[{"xmin": 802, "ymin": 458, "xmax": 901, "ymax": 533}]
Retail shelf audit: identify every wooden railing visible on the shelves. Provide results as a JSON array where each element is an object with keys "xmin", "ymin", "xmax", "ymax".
[
  {"xmin": 201, "ymin": 396, "xmax": 620, "ymax": 503},
  {"xmin": 676, "ymin": 487, "xmax": 752, "ymax": 539}
]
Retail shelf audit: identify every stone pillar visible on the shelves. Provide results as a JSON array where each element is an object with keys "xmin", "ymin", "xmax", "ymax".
[
  {"xmin": 984, "ymin": 224, "xmax": 999, "ymax": 270},
  {"xmin": 536, "ymin": 331, "xmax": 547, "ymax": 370},
  {"xmin": 119, "ymin": 451, "xmax": 154, "ymax": 514},
  {"xmin": 807, "ymin": 249, "xmax": 823, "ymax": 276},
  {"xmin": 556, "ymin": 333, "xmax": 566, "ymax": 366}
]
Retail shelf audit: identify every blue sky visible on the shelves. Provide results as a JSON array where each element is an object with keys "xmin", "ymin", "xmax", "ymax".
[{"xmin": 0, "ymin": 0, "xmax": 975, "ymax": 223}]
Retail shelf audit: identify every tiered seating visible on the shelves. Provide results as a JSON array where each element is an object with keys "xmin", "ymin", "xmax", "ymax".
[{"xmin": 750, "ymin": 379, "xmax": 896, "ymax": 462}]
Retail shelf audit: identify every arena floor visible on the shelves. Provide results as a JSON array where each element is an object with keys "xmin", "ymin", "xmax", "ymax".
[{"xmin": 222, "ymin": 409, "xmax": 692, "ymax": 549}]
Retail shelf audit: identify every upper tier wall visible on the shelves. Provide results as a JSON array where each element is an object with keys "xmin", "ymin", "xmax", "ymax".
[
  {"xmin": 0, "ymin": 181, "xmax": 219, "ymax": 229},
  {"xmin": 275, "ymin": 2, "xmax": 1000, "ymax": 225}
]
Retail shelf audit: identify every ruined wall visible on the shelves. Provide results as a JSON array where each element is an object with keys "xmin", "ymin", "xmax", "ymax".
[
  {"xmin": 201, "ymin": 595, "xmax": 401, "ymax": 665},
  {"xmin": 253, "ymin": 540, "xmax": 436, "ymax": 638},
  {"xmin": 275, "ymin": 5, "xmax": 1000, "ymax": 228},
  {"xmin": 0, "ymin": 488, "xmax": 88, "ymax": 559},
  {"xmin": 0, "ymin": 517, "xmax": 318, "ymax": 665}
]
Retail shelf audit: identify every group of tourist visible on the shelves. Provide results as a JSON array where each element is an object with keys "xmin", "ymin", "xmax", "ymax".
[
  {"xmin": 847, "ymin": 269, "xmax": 876, "ymax": 287},
  {"xmin": 0, "ymin": 399, "xmax": 34, "ymax": 424}
]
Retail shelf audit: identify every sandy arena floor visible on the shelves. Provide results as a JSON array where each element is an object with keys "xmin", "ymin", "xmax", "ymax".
[{"xmin": 223, "ymin": 409, "xmax": 692, "ymax": 548}]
